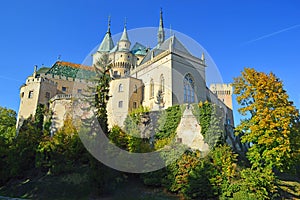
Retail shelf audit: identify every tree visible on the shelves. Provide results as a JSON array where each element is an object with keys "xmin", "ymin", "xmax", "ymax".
[
  {"xmin": 194, "ymin": 102, "xmax": 225, "ymax": 148},
  {"xmin": 0, "ymin": 107, "xmax": 16, "ymax": 184},
  {"xmin": 34, "ymin": 104, "xmax": 45, "ymax": 132},
  {"xmin": 93, "ymin": 53, "xmax": 112, "ymax": 135},
  {"xmin": 233, "ymin": 67, "xmax": 300, "ymax": 171}
]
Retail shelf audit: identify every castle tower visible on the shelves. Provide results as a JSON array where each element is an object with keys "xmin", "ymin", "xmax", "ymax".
[
  {"xmin": 118, "ymin": 21, "xmax": 131, "ymax": 51},
  {"xmin": 17, "ymin": 66, "xmax": 57, "ymax": 130},
  {"xmin": 111, "ymin": 21, "xmax": 133, "ymax": 78},
  {"xmin": 157, "ymin": 8, "xmax": 165, "ymax": 46},
  {"xmin": 209, "ymin": 83, "xmax": 233, "ymax": 109},
  {"xmin": 93, "ymin": 17, "xmax": 115, "ymax": 64}
]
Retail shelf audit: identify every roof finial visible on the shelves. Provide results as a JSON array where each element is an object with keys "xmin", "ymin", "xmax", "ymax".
[
  {"xmin": 107, "ymin": 15, "xmax": 111, "ymax": 33},
  {"xmin": 158, "ymin": 8, "xmax": 165, "ymax": 45},
  {"xmin": 120, "ymin": 18, "xmax": 130, "ymax": 42},
  {"xmin": 33, "ymin": 65, "xmax": 38, "ymax": 77}
]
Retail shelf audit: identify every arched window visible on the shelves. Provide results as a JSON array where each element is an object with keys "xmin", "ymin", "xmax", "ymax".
[
  {"xmin": 150, "ymin": 79, "xmax": 154, "ymax": 98},
  {"xmin": 160, "ymin": 74, "xmax": 165, "ymax": 93},
  {"xmin": 134, "ymin": 85, "xmax": 138, "ymax": 93},
  {"xmin": 183, "ymin": 73, "xmax": 195, "ymax": 103},
  {"xmin": 118, "ymin": 84, "xmax": 123, "ymax": 92}
]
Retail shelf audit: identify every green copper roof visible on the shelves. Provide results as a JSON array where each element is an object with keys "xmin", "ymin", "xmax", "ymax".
[
  {"xmin": 120, "ymin": 26, "xmax": 129, "ymax": 41},
  {"xmin": 131, "ymin": 42, "xmax": 147, "ymax": 56},
  {"xmin": 98, "ymin": 32, "xmax": 114, "ymax": 52},
  {"xmin": 36, "ymin": 67, "xmax": 50, "ymax": 74},
  {"xmin": 46, "ymin": 61, "xmax": 96, "ymax": 80}
]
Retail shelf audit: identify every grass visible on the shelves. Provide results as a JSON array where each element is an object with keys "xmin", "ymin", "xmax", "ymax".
[
  {"xmin": 0, "ymin": 168, "xmax": 178, "ymax": 200},
  {"xmin": 1, "ymin": 167, "xmax": 299, "ymax": 200}
]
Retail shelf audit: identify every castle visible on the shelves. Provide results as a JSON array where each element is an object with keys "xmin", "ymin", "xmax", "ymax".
[{"xmin": 17, "ymin": 10, "xmax": 237, "ymax": 149}]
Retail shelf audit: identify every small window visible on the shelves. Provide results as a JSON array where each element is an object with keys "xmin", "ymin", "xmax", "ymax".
[
  {"xmin": 128, "ymin": 55, "xmax": 130, "ymax": 58},
  {"xmin": 133, "ymin": 102, "xmax": 137, "ymax": 109},
  {"xmin": 62, "ymin": 86, "xmax": 67, "ymax": 92},
  {"xmin": 28, "ymin": 91, "xmax": 33, "ymax": 98},
  {"xmin": 118, "ymin": 101, "xmax": 123, "ymax": 108},
  {"xmin": 77, "ymin": 89, "xmax": 82, "ymax": 93},
  {"xmin": 21, "ymin": 92, "xmax": 24, "ymax": 98},
  {"xmin": 118, "ymin": 84, "xmax": 123, "ymax": 92},
  {"xmin": 134, "ymin": 85, "xmax": 138, "ymax": 93},
  {"xmin": 45, "ymin": 92, "xmax": 50, "ymax": 99}
]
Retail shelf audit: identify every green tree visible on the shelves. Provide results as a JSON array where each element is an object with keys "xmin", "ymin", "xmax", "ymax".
[
  {"xmin": 0, "ymin": 107, "xmax": 16, "ymax": 184},
  {"xmin": 93, "ymin": 53, "xmax": 112, "ymax": 135},
  {"xmin": 34, "ymin": 104, "xmax": 45, "ymax": 131},
  {"xmin": 233, "ymin": 67, "xmax": 300, "ymax": 171},
  {"xmin": 194, "ymin": 102, "xmax": 225, "ymax": 148},
  {"xmin": 36, "ymin": 117, "xmax": 88, "ymax": 174}
]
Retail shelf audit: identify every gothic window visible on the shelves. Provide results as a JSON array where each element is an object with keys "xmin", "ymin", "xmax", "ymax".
[
  {"xmin": 183, "ymin": 73, "xmax": 195, "ymax": 103},
  {"xmin": 150, "ymin": 79, "xmax": 154, "ymax": 98},
  {"xmin": 118, "ymin": 84, "xmax": 123, "ymax": 92},
  {"xmin": 134, "ymin": 85, "xmax": 138, "ymax": 93},
  {"xmin": 160, "ymin": 74, "xmax": 165, "ymax": 93}
]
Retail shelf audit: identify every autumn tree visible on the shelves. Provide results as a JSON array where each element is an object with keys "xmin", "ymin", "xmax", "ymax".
[{"xmin": 233, "ymin": 67, "xmax": 299, "ymax": 171}]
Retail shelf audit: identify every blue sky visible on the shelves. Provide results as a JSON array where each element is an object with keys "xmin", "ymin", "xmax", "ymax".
[{"xmin": 0, "ymin": 0, "xmax": 299, "ymax": 125}]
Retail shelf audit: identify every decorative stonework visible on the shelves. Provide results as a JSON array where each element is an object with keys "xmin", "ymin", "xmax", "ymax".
[{"xmin": 176, "ymin": 106, "xmax": 209, "ymax": 152}]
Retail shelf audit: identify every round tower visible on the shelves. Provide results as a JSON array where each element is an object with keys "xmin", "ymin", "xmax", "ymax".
[{"xmin": 112, "ymin": 22, "xmax": 133, "ymax": 78}]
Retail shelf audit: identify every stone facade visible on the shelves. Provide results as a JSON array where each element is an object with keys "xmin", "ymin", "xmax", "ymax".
[{"xmin": 17, "ymin": 11, "xmax": 236, "ymax": 152}]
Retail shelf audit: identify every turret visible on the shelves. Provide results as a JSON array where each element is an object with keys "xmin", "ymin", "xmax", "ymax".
[
  {"xmin": 97, "ymin": 16, "xmax": 114, "ymax": 52},
  {"xmin": 118, "ymin": 20, "xmax": 131, "ymax": 52}
]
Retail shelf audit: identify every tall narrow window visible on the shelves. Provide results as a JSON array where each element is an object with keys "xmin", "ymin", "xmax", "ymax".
[
  {"xmin": 150, "ymin": 79, "xmax": 154, "ymax": 98},
  {"xmin": 28, "ymin": 91, "xmax": 33, "ymax": 98},
  {"xmin": 134, "ymin": 85, "xmax": 138, "ymax": 93},
  {"xmin": 118, "ymin": 84, "xmax": 123, "ymax": 92},
  {"xmin": 183, "ymin": 73, "xmax": 195, "ymax": 103},
  {"xmin": 133, "ymin": 102, "xmax": 137, "ymax": 109},
  {"xmin": 160, "ymin": 74, "xmax": 165, "ymax": 93},
  {"xmin": 118, "ymin": 101, "xmax": 123, "ymax": 108}
]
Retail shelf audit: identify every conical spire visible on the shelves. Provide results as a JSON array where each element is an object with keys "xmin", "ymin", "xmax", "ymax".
[
  {"xmin": 98, "ymin": 16, "xmax": 114, "ymax": 52},
  {"xmin": 120, "ymin": 19, "xmax": 129, "ymax": 41},
  {"xmin": 157, "ymin": 8, "xmax": 165, "ymax": 45}
]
